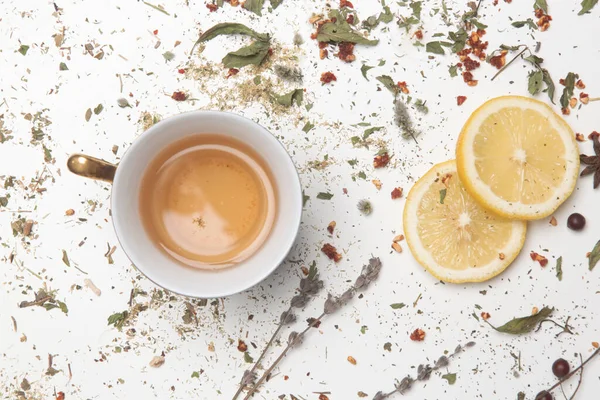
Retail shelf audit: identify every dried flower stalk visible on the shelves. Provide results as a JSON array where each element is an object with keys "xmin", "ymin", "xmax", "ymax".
[
  {"xmin": 231, "ymin": 264, "xmax": 323, "ymax": 400},
  {"xmin": 241, "ymin": 257, "xmax": 383, "ymax": 400},
  {"xmin": 372, "ymin": 341, "xmax": 476, "ymax": 399}
]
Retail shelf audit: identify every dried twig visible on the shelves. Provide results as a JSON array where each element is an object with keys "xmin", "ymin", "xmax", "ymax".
[
  {"xmin": 232, "ymin": 264, "xmax": 323, "ymax": 400},
  {"xmin": 535, "ymin": 348, "xmax": 600, "ymax": 399},
  {"xmin": 242, "ymin": 257, "xmax": 382, "ymax": 400},
  {"xmin": 372, "ymin": 341, "xmax": 476, "ymax": 399}
]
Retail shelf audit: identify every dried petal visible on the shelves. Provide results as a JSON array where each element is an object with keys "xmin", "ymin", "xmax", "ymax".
[
  {"xmin": 395, "ymin": 376, "xmax": 414, "ymax": 393},
  {"xmin": 288, "ymin": 331, "xmax": 302, "ymax": 346},
  {"xmin": 324, "ymin": 293, "xmax": 341, "ymax": 314},
  {"xmin": 435, "ymin": 355, "xmax": 449, "ymax": 368},
  {"xmin": 372, "ymin": 392, "xmax": 387, "ymax": 400},
  {"xmin": 291, "ymin": 294, "xmax": 308, "ymax": 308},
  {"xmin": 240, "ymin": 370, "xmax": 256, "ymax": 386},
  {"xmin": 280, "ymin": 310, "xmax": 296, "ymax": 324}
]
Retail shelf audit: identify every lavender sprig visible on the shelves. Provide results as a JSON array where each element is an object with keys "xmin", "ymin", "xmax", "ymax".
[
  {"xmin": 372, "ymin": 341, "xmax": 476, "ymax": 400},
  {"xmin": 231, "ymin": 264, "xmax": 323, "ymax": 400},
  {"xmin": 242, "ymin": 257, "xmax": 382, "ymax": 400}
]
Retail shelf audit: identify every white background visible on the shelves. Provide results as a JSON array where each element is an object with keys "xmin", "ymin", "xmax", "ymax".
[{"xmin": 1, "ymin": 0, "xmax": 599, "ymax": 399}]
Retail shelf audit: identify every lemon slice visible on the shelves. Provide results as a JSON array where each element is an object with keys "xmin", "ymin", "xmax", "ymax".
[
  {"xmin": 456, "ymin": 96, "xmax": 579, "ymax": 220},
  {"xmin": 403, "ymin": 160, "xmax": 526, "ymax": 283}
]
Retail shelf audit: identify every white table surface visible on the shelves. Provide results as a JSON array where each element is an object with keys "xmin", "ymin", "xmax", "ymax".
[{"xmin": 1, "ymin": 0, "xmax": 599, "ymax": 399}]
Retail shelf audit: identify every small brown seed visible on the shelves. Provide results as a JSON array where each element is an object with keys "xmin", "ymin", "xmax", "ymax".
[
  {"xmin": 393, "ymin": 234, "xmax": 405, "ymax": 243},
  {"xmin": 65, "ymin": 209, "xmax": 75, "ymax": 216},
  {"xmin": 347, "ymin": 356, "xmax": 357, "ymax": 365},
  {"xmin": 392, "ymin": 242, "xmax": 403, "ymax": 253}
]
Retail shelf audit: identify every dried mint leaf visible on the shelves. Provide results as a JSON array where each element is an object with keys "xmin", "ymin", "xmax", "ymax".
[
  {"xmin": 270, "ymin": 0, "xmax": 283, "ymax": 8},
  {"xmin": 222, "ymin": 40, "xmax": 270, "ymax": 68},
  {"xmin": 559, "ymin": 72, "xmax": 578, "ymax": 109},
  {"xmin": 541, "ymin": 69, "xmax": 556, "ymax": 104},
  {"xmin": 589, "ymin": 240, "xmax": 600, "ymax": 271},
  {"xmin": 534, "ymin": 0, "xmax": 548, "ymax": 13},
  {"xmin": 511, "ymin": 19, "xmax": 538, "ymax": 30},
  {"xmin": 243, "ymin": 352, "xmax": 254, "ymax": 363},
  {"xmin": 449, "ymin": 64, "xmax": 458, "ymax": 77},
  {"xmin": 273, "ymin": 89, "xmax": 304, "ymax": 107},
  {"xmin": 317, "ymin": 10, "xmax": 378, "ymax": 45},
  {"xmin": 59, "ymin": 62, "xmax": 68, "ymax": 71},
  {"xmin": 528, "ymin": 70, "xmax": 543, "ymax": 95},
  {"xmin": 317, "ymin": 192, "xmax": 334, "ymax": 200},
  {"xmin": 243, "ymin": 0, "xmax": 264, "ymax": 15},
  {"xmin": 390, "ymin": 303, "xmax": 406, "ymax": 309},
  {"xmin": 439, "ymin": 189, "xmax": 447, "ymax": 204},
  {"xmin": 426, "ymin": 41, "xmax": 445, "ymax": 55},
  {"xmin": 486, "ymin": 306, "xmax": 553, "ymax": 334},
  {"xmin": 376, "ymin": 75, "xmax": 398, "ymax": 95},
  {"xmin": 556, "ymin": 256, "xmax": 563, "ymax": 281},
  {"xmin": 18, "ymin": 45, "xmax": 29, "ymax": 55},
  {"xmin": 579, "ymin": 0, "xmax": 598, "ymax": 15},
  {"xmin": 361, "ymin": 64, "xmax": 374, "ymax": 80},
  {"xmin": 302, "ymin": 121, "xmax": 314, "ymax": 133},
  {"xmin": 441, "ymin": 373, "xmax": 456, "ymax": 385},
  {"xmin": 194, "ymin": 23, "xmax": 269, "ymax": 49}
]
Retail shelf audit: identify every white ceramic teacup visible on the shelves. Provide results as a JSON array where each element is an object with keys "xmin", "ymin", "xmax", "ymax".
[{"xmin": 68, "ymin": 111, "xmax": 302, "ymax": 298}]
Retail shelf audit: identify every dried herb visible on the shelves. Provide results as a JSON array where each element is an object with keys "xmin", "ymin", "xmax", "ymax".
[
  {"xmin": 390, "ymin": 303, "xmax": 406, "ymax": 309},
  {"xmin": 232, "ymin": 265, "xmax": 323, "ymax": 400},
  {"xmin": 59, "ymin": 62, "xmax": 68, "ymax": 71},
  {"xmin": 580, "ymin": 134, "xmax": 600, "ymax": 189},
  {"xmin": 512, "ymin": 19, "xmax": 538, "ymax": 30},
  {"xmin": 376, "ymin": 75, "xmax": 398, "ymax": 95},
  {"xmin": 357, "ymin": 199, "xmax": 373, "ymax": 215},
  {"xmin": 317, "ymin": 10, "xmax": 379, "ymax": 45},
  {"xmin": 94, "ymin": 104, "xmax": 104, "ymax": 115},
  {"xmin": 364, "ymin": 126, "xmax": 383, "ymax": 136},
  {"xmin": 441, "ymin": 373, "xmax": 457, "ymax": 385},
  {"xmin": 555, "ymin": 256, "xmax": 563, "ymax": 281},
  {"xmin": 85, "ymin": 108, "xmax": 92, "ymax": 122},
  {"xmin": 363, "ymin": 5, "xmax": 394, "ymax": 29},
  {"xmin": 19, "ymin": 288, "xmax": 68, "ymax": 314},
  {"xmin": 317, "ymin": 192, "xmax": 334, "ymax": 200},
  {"xmin": 579, "ymin": 0, "xmax": 598, "ymax": 15},
  {"xmin": 162, "ymin": 51, "xmax": 175, "ymax": 61},
  {"xmin": 117, "ymin": 98, "xmax": 131, "ymax": 108},
  {"xmin": 302, "ymin": 121, "xmax": 315, "ymax": 133},
  {"xmin": 486, "ymin": 306, "xmax": 553, "ymax": 334},
  {"xmin": 0, "ymin": 196, "xmax": 8, "ymax": 207},
  {"xmin": 449, "ymin": 65, "xmax": 458, "ymax": 77},
  {"xmin": 426, "ymin": 41, "xmax": 449, "ymax": 55},
  {"xmin": 394, "ymin": 99, "xmax": 418, "ymax": 141},
  {"xmin": 528, "ymin": 70, "xmax": 543, "ymax": 95},
  {"xmin": 243, "ymin": 0, "xmax": 264, "ymax": 15},
  {"xmin": 559, "ymin": 72, "xmax": 578, "ymax": 109},
  {"xmin": 195, "ymin": 23, "xmax": 269, "ymax": 44},
  {"xmin": 18, "ymin": 44, "xmax": 29, "ymax": 55},
  {"xmin": 273, "ymin": 89, "xmax": 303, "ymax": 107},
  {"xmin": 143, "ymin": 1, "xmax": 170, "ymax": 15},
  {"xmin": 372, "ymin": 342, "xmax": 475, "ymax": 399},
  {"xmin": 222, "ymin": 40, "xmax": 270, "ymax": 68},
  {"xmin": 397, "ymin": 0, "xmax": 421, "ymax": 30},
  {"xmin": 414, "ymin": 99, "xmax": 428, "ymax": 114},
  {"xmin": 107, "ymin": 311, "xmax": 129, "ymax": 330},
  {"xmin": 270, "ymin": 0, "xmax": 283, "ymax": 8},
  {"xmin": 589, "ymin": 240, "xmax": 600, "ymax": 270},
  {"xmin": 242, "ymin": 258, "xmax": 382, "ymax": 400},
  {"xmin": 61, "ymin": 250, "xmax": 70, "ymax": 267},
  {"xmin": 361, "ymin": 64, "xmax": 374, "ymax": 80},
  {"xmin": 534, "ymin": 0, "xmax": 548, "ymax": 12},
  {"xmin": 439, "ymin": 189, "xmax": 447, "ymax": 204},
  {"xmin": 273, "ymin": 65, "xmax": 303, "ymax": 82}
]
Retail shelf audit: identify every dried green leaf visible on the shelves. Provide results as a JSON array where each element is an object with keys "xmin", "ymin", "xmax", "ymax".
[
  {"xmin": 426, "ymin": 41, "xmax": 445, "ymax": 55},
  {"xmin": 308, "ymin": 261, "xmax": 318, "ymax": 280},
  {"xmin": 243, "ymin": 352, "xmax": 254, "ymax": 363},
  {"xmin": 449, "ymin": 64, "xmax": 458, "ymax": 77},
  {"xmin": 18, "ymin": 45, "xmax": 29, "ymax": 55},
  {"xmin": 194, "ymin": 23, "xmax": 270, "ymax": 51},
  {"xmin": 62, "ymin": 250, "xmax": 70, "ymax": 267},
  {"xmin": 317, "ymin": 192, "xmax": 334, "ymax": 200},
  {"xmin": 57, "ymin": 300, "xmax": 68, "ymax": 314},
  {"xmin": 43, "ymin": 145, "xmax": 53, "ymax": 162},
  {"xmin": 317, "ymin": 10, "xmax": 379, "ymax": 45},
  {"xmin": 94, "ymin": 104, "xmax": 104, "ymax": 115},
  {"xmin": 361, "ymin": 64, "xmax": 374, "ymax": 80},
  {"xmin": 302, "ymin": 121, "xmax": 314, "ymax": 133},
  {"xmin": 442, "ymin": 373, "xmax": 457, "ymax": 385},
  {"xmin": 191, "ymin": 371, "xmax": 201, "ymax": 378},
  {"xmin": 223, "ymin": 40, "xmax": 270, "ymax": 68},
  {"xmin": 162, "ymin": 51, "xmax": 175, "ymax": 61},
  {"xmin": 107, "ymin": 311, "xmax": 129, "ymax": 330},
  {"xmin": 270, "ymin": 0, "xmax": 283, "ymax": 8},
  {"xmin": 390, "ymin": 303, "xmax": 406, "ymax": 309},
  {"xmin": 376, "ymin": 75, "xmax": 398, "ymax": 95},
  {"xmin": 378, "ymin": 6, "xmax": 394, "ymax": 23},
  {"xmin": 410, "ymin": 1, "xmax": 422, "ymax": 19},
  {"xmin": 439, "ymin": 189, "xmax": 447, "ymax": 204},
  {"xmin": 560, "ymin": 72, "xmax": 578, "ymax": 109},
  {"xmin": 579, "ymin": 0, "xmax": 598, "ymax": 15},
  {"xmin": 523, "ymin": 54, "xmax": 544, "ymax": 65},
  {"xmin": 555, "ymin": 256, "xmax": 563, "ymax": 281},
  {"xmin": 589, "ymin": 240, "xmax": 600, "ymax": 270},
  {"xmin": 486, "ymin": 306, "xmax": 553, "ymax": 334},
  {"xmin": 357, "ymin": 171, "xmax": 367, "ymax": 180},
  {"xmin": 541, "ymin": 69, "xmax": 556, "ymax": 104},
  {"xmin": 0, "ymin": 196, "xmax": 8, "ymax": 207},
  {"xmin": 117, "ymin": 98, "xmax": 131, "ymax": 108},
  {"xmin": 500, "ymin": 44, "xmax": 522, "ymax": 51},
  {"xmin": 243, "ymin": 0, "xmax": 264, "ymax": 15},
  {"xmin": 512, "ymin": 19, "xmax": 538, "ymax": 30},
  {"xmin": 528, "ymin": 70, "xmax": 543, "ymax": 95},
  {"xmin": 471, "ymin": 20, "xmax": 488, "ymax": 30},
  {"xmin": 364, "ymin": 126, "xmax": 383, "ymax": 137},
  {"xmin": 534, "ymin": 0, "xmax": 548, "ymax": 12},
  {"xmin": 59, "ymin": 62, "xmax": 68, "ymax": 71},
  {"xmin": 360, "ymin": 325, "xmax": 368, "ymax": 334},
  {"xmin": 273, "ymin": 89, "xmax": 303, "ymax": 107}
]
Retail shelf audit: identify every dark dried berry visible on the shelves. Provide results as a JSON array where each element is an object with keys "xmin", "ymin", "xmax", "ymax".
[
  {"xmin": 552, "ymin": 358, "xmax": 570, "ymax": 378},
  {"xmin": 535, "ymin": 391, "xmax": 553, "ymax": 400},
  {"xmin": 567, "ymin": 213, "xmax": 586, "ymax": 231}
]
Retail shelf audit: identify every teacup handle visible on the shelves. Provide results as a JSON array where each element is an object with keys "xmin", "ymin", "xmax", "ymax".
[{"xmin": 67, "ymin": 154, "xmax": 117, "ymax": 183}]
